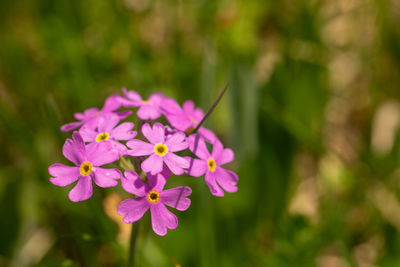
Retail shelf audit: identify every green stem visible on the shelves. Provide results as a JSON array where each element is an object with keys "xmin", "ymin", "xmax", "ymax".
[
  {"xmin": 128, "ymin": 222, "xmax": 139, "ymax": 267},
  {"xmin": 191, "ymin": 83, "xmax": 229, "ymax": 134}
]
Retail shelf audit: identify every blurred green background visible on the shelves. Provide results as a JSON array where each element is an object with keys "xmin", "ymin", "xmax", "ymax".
[{"xmin": 1, "ymin": 0, "xmax": 400, "ymax": 266}]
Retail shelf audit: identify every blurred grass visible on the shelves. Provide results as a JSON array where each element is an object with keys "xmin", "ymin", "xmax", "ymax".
[{"xmin": 1, "ymin": 0, "xmax": 400, "ymax": 266}]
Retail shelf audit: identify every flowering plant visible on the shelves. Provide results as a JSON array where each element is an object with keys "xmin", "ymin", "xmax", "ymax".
[{"xmin": 48, "ymin": 87, "xmax": 238, "ymax": 237}]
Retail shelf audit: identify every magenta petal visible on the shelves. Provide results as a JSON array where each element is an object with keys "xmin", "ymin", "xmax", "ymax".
[
  {"xmin": 185, "ymin": 157, "xmax": 207, "ymax": 177},
  {"xmin": 126, "ymin": 140, "xmax": 154, "ymax": 156},
  {"xmin": 60, "ymin": 121, "xmax": 83, "ymax": 132},
  {"xmin": 49, "ymin": 164, "xmax": 80, "ymax": 186},
  {"xmin": 123, "ymin": 88, "xmax": 142, "ymax": 104},
  {"xmin": 192, "ymin": 108, "xmax": 205, "ymax": 122},
  {"xmin": 198, "ymin": 127, "xmax": 217, "ymax": 143},
  {"xmin": 72, "ymin": 131, "xmax": 86, "ymax": 151},
  {"xmin": 161, "ymin": 186, "xmax": 192, "ymax": 211},
  {"xmin": 116, "ymin": 110, "xmax": 132, "ymax": 120},
  {"xmin": 215, "ymin": 168, "xmax": 238, "ymax": 193},
  {"xmin": 79, "ymin": 126, "xmax": 97, "ymax": 142},
  {"xmin": 110, "ymin": 140, "xmax": 128, "ymax": 152},
  {"xmin": 166, "ymin": 114, "xmax": 192, "ymax": 131},
  {"xmin": 74, "ymin": 112, "xmax": 85, "ymax": 120},
  {"xmin": 163, "ymin": 153, "xmax": 189, "ymax": 175},
  {"xmin": 82, "ymin": 107, "xmax": 100, "ymax": 117},
  {"xmin": 121, "ymin": 170, "xmax": 147, "ymax": 196},
  {"xmin": 142, "ymin": 123, "xmax": 165, "ymax": 144},
  {"xmin": 205, "ymin": 171, "xmax": 225, "ymax": 197},
  {"xmin": 148, "ymin": 92, "xmax": 164, "ymax": 105},
  {"xmin": 161, "ymin": 97, "xmax": 182, "ymax": 115},
  {"xmin": 216, "ymin": 148, "xmax": 234, "ymax": 165},
  {"xmin": 111, "ymin": 122, "xmax": 136, "ymax": 140},
  {"xmin": 150, "ymin": 204, "xmax": 178, "ymax": 236},
  {"xmin": 68, "ymin": 176, "xmax": 93, "ymax": 202},
  {"xmin": 102, "ymin": 94, "xmax": 122, "ymax": 112},
  {"xmin": 93, "ymin": 167, "xmax": 120, "ymax": 188},
  {"xmin": 86, "ymin": 142, "xmax": 119, "ymax": 166},
  {"xmin": 97, "ymin": 114, "xmax": 120, "ymax": 133},
  {"xmin": 141, "ymin": 154, "xmax": 163, "ymax": 175},
  {"xmin": 137, "ymin": 105, "xmax": 161, "ymax": 120},
  {"xmin": 188, "ymin": 134, "xmax": 210, "ymax": 159},
  {"xmin": 182, "ymin": 100, "xmax": 195, "ymax": 114},
  {"xmin": 211, "ymin": 138, "xmax": 224, "ymax": 159},
  {"xmin": 147, "ymin": 168, "xmax": 170, "ymax": 191},
  {"xmin": 62, "ymin": 133, "xmax": 86, "ymax": 165},
  {"xmin": 165, "ymin": 132, "xmax": 188, "ymax": 152},
  {"xmin": 118, "ymin": 198, "xmax": 150, "ymax": 224}
]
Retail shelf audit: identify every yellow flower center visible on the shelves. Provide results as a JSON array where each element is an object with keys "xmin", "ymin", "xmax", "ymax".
[
  {"xmin": 96, "ymin": 132, "xmax": 110, "ymax": 142},
  {"xmin": 154, "ymin": 143, "xmax": 168, "ymax": 157},
  {"xmin": 147, "ymin": 190, "xmax": 161, "ymax": 204},
  {"xmin": 142, "ymin": 100, "xmax": 153, "ymax": 105},
  {"xmin": 80, "ymin": 161, "xmax": 93, "ymax": 176},
  {"xmin": 189, "ymin": 116, "xmax": 198, "ymax": 125},
  {"xmin": 207, "ymin": 158, "xmax": 217, "ymax": 172}
]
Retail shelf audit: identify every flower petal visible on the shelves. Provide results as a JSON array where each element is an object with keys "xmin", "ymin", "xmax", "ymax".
[
  {"xmin": 117, "ymin": 198, "xmax": 149, "ymax": 224},
  {"xmin": 86, "ymin": 141, "xmax": 119, "ymax": 166},
  {"xmin": 110, "ymin": 140, "xmax": 128, "ymax": 156},
  {"xmin": 211, "ymin": 137, "xmax": 224, "ymax": 159},
  {"xmin": 185, "ymin": 157, "xmax": 207, "ymax": 177},
  {"xmin": 142, "ymin": 123, "xmax": 165, "ymax": 144},
  {"xmin": 102, "ymin": 94, "xmax": 122, "ymax": 112},
  {"xmin": 137, "ymin": 105, "xmax": 161, "ymax": 120},
  {"xmin": 147, "ymin": 167, "xmax": 171, "ymax": 191},
  {"xmin": 165, "ymin": 114, "xmax": 192, "ymax": 132},
  {"xmin": 93, "ymin": 167, "xmax": 120, "ymax": 187},
  {"xmin": 161, "ymin": 186, "xmax": 192, "ymax": 211},
  {"xmin": 160, "ymin": 97, "xmax": 182, "ymax": 115},
  {"xmin": 49, "ymin": 164, "xmax": 80, "ymax": 186},
  {"xmin": 121, "ymin": 170, "xmax": 147, "ymax": 196},
  {"xmin": 188, "ymin": 134, "xmax": 210, "ymax": 160},
  {"xmin": 150, "ymin": 204, "xmax": 178, "ymax": 236},
  {"xmin": 68, "ymin": 176, "xmax": 93, "ymax": 202},
  {"xmin": 111, "ymin": 122, "xmax": 136, "ymax": 140},
  {"xmin": 198, "ymin": 127, "xmax": 217, "ymax": 143},
  {"xmin": 97, "ymin": 114, "xmax": 120, "ymax": 133},
  {"xmin": 216, "ymin": 148, "xmax": 234, "ymax": 166},
  {"xmin": 62, "ymin": 132, "xmax": 86, "ymax": 165},
  {"xmin": 116, "ymin": 110, "xmax": 132, "ymax": 120},
  {"xmin": 148, "ymin": 92, "xmax": 164, "ymax": 105},
  {"xmin": 205, "ymin": 171, "xmax": 225, "ymax": 197},
  {"xmin": 79, "ymin": 126, "xmax": 97, "ymax": 142},
  {"xmin": 163, "ymin": 153, "xmax": 189, "ymax": 175},
  {"xmin": 126, "ymin": 140, "xmax": 154, "ymax": 156},
  {"xmin": 123, "ymin": 88, "xmax": 142, "ymax": 104},
  {"xmin": 141, "ymin": 154, "xmax": 163, "ymax": 175},
  {"xmin": 215, "ymin": 167, "xmax": 238, "ymax": 193},
  {"xmin": 165, "ymin": 131, "xmax": 188, "ymax": 152},
  {"xmin": 82, "ymin": 108, "xmax": 100, "ymax": 118},
  {"xmin": 182, "ymin": 100, "xmax": 195, "ymax": 114},
  {"xmin": 60, "ymin": 121, "xmax": 83, "ymax": 132}
]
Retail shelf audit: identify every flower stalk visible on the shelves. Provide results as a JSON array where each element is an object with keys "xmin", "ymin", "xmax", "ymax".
[
  {"xmin": 191, "ymin": 83, "xmax": 229, "ymax": 134},
  {"xmin": 128, "ymin": 222, "xmax": 140, "ymax": 267}
]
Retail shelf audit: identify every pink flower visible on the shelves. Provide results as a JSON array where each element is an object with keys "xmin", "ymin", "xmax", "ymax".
[
  {"xmin": 118, "ymin": 88, "xmax": 164, "ymax": 120},
  {"xmin": 61, "ymin": 94, "xmax": 132, "ymax": 132},
  {"xmin": 161, "ymin": 98, "xmax": 217, "ymax": 142},
  {"xmin": 186, "ymin": 134, "xmax": 238, "ymax": 196},
  {"xmin": 79, "ymin": 114, "xmax": 137, "ymax": 155},
  {"xmin": 117, "ymin": 169, "xmax": 192, "ymax": 236},
  {"xmin": 48, "ymin": 132, "xmax": 121, "ymax": 202},
  {"xmin": 126, "ymin": 123, "xmax": 189, "ymax": 175}
]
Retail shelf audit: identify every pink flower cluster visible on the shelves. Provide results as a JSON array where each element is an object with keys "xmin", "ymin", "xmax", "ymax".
[{"xmin": 48, "ymin": 88, "xmax": 238, "ymax": 236}]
